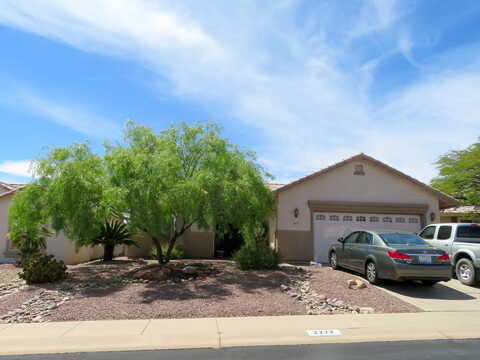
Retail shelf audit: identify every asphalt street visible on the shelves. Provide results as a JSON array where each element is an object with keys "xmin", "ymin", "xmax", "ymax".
[{"xmin": 2, "ymin": 339, "xmax": 480, "ymax": 360}]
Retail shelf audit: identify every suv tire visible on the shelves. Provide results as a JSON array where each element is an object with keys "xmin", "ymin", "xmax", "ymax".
[{"xmin": 455, "ymin": 258, "xmax": 477, "ymax": 286}]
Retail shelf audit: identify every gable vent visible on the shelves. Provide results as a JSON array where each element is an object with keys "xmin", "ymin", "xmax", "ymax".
[{"xmin": 354, "ymin": 164, "xmax": 365, "ymax": 176}]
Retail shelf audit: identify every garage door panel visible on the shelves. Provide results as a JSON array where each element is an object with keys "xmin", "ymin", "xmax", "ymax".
[{"xmin": 313, "ymin": 212, "xmax": 422, "ymax": 263}]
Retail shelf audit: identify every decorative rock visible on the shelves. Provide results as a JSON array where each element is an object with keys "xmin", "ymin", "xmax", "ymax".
[
  {"xmin": 282, "ymin": 270, "xmax": 374, "ymax": 316},
  {"xmin": 355, "ymin": 280, "xmax": 367, "ymax": 289},
  {"xmin": 0, "ymin": 279, "xmax": 26, "ymax": 300},
  {"xmin": 347, "ymin": 278, "xmax": 367, "ymax": 290},
  {"xmin": 347, "ymin": 279, "xmax": 357, "ymax": 288},
  {"xmin": 182, "ymin": 266, "xmax": 198, "ymax": 275},
  {"xmin": 0, "ymin": 289, "xmax": 71, "ymax": 324},
  {"xmin": 132, "ymin": 267, "xmax": 172, "ymax": 281}
]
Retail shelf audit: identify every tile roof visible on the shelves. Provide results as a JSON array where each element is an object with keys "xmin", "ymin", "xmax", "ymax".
[
  {"xmin": 266, "ymin": 183, "xmax": 285, "ymax": 191},
  {"xmin": 441, "ymin": 205, "xmax": 480, "ymax": 214},
  {"xmin": 0, "ymin": 182, "xmax": 25, "ymax": 198}
]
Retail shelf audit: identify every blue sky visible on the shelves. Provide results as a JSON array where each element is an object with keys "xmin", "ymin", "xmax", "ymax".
[{"xmin": 0, "ymin": 0, "xmax": 480, "ymax": 185}]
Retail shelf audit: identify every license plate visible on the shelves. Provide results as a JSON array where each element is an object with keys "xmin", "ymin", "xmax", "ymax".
[{"xmin": 418, "ymin": 255, "xmax": 432, "ymax": 264}]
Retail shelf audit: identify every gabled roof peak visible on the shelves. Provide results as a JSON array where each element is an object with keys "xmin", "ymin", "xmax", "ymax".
[{"xmin": 273, "ymin": 153, "xmax": 459, "ymax": 209}]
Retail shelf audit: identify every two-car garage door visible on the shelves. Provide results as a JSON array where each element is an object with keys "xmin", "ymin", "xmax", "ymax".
[{"xmin": 313, "ymin": 212, "xmax": 422, "ymax": 263}]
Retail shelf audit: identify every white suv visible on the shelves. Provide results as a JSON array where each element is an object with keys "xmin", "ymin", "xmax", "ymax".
[{"xmin": 418, "ymin": 223, "xmax": 480, "ymax": 285}]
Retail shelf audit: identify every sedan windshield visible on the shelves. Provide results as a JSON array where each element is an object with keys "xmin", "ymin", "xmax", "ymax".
[{"xmin": 379, "ymin": 233, "xmax": 428, "ymax": 246}]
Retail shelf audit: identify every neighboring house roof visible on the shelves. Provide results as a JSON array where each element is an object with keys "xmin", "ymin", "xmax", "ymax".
[
  {"xmin": 441, "ymin": 205, "xmax": 480, "ymax": 215},
  {"xmin": 0, "ymin": 182, "xmax": 25, "ymax": 198},
  {"xmin": 272, "ymin": 153, "xmax": 459, "ymax": 209},
  {"xmin": 266, "ymin": 183, "xmax": 285, "ymax": 191}
]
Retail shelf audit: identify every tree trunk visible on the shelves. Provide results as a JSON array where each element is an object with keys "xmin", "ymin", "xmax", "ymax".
[
  {"xmin": 165, "ymin": 236, "xmax": 177, "ymax": 264},
  {"xmin": 103, "ymin": 243, "xmax": 115, "ymax": 262},
  {"xmin": 151, "ymin": 236, "xmax": 165, "ymax": 264}
]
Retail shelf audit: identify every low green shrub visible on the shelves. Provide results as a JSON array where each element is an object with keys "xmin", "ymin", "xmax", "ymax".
[
  {"xmin": 151, "ymin": 243, "xmax": 185, "ymax": 260},
  {"xmin": 19, "ymin": 254, "xmax": 67, "ymax": 284},
  {"xmin": 233, "ymin": 244, "xmax": 280, "ymax": 270}
]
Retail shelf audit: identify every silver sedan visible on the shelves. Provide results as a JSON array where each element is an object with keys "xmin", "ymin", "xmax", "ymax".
[{"xmin": 328, "ymin": 230, "xmax": 452, "ymax": 285}]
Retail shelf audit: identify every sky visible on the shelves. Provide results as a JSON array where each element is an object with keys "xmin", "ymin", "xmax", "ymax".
[{"xmin": 0, "ymin": 0, "xmax": 479, "ymax": 185}]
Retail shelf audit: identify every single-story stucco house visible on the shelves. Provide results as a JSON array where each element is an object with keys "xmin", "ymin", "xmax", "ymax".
[
  {"xmin": 0, "ymin": 180, "xmax": 218, "ymax": 264},
  {"xmin": 0, "ymin": 181, "xmax": 105, "ymax": 264},
  {"xmin": 1, "ymin": 153, "xmax": 460, "ymax": 264},
  {"xmin": 267, "ymin": 153, "xmax": 459, "ymax": 263}
]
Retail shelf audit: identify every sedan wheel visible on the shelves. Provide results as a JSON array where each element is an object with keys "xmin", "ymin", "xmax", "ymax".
[
  {"xmin": 456, "ymin": 258, "xmax": 477, "ymax": 286},
  {"xmin": 330, "ymin": 251, "xmax": 339, "ymax": 270},
  {"xmin": 366, "ymin": 262, "xmax": 380, "ymax": 284}
]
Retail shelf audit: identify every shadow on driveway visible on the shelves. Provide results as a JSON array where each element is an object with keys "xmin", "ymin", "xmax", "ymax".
[
  {"xmin": 332, "ymin": 266, "xmax": 476, "ymax": 301},
  {"xmin": 380, "ymin": 280, "xmax": 476, "ymax": 301}
]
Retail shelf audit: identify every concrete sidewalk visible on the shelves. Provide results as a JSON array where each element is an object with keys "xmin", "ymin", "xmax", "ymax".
[{"xmin": 1, "ymin": 312, "xmax": 479, "ymax": 356}]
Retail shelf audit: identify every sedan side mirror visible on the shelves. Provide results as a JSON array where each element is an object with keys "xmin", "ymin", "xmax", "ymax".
[{"xmin": 337, "ymin": 237, "xmax": 344, "ymax": 243}]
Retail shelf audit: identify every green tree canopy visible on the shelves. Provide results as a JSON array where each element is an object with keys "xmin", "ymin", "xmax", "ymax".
[
  {"xmin": 105, "ymin": 121, "xmax": 275, "ymax": 263},
  {"xmin": 432, "ymin": 139, "xmax": 480, "ymax": 211},
  {"xmin": 9, "ymin": 121, "xmax": 275, "ymax": 264},
  {"xmin": 8, "ymin": 143, "xmax": 132, "ymax": 261},
  {"xmin": 8, "ymin": 183, "xmax": 51, "ymax": 260}
]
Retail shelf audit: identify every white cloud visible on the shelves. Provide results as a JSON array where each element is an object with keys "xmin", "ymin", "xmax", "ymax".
[
  {"xmin": 0, "ymin": 0, "xmax": 479, "ymax": 184},
  {"xmin": 18, "ymin": 91, "xmax": 122, "ymax": 139},
  {"xmin": 0, "ymin": 160, "xmax": 32, "ymax": 177},
  {"xmin": 0, "ymin": 85, "xmax": 122, "ymax": 139}
]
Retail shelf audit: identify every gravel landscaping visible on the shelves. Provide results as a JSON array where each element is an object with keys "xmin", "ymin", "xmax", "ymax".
[
  {"xmin": 308, "ymin": 267, "xmax": 421, "ymax": 314},
  {"xmin": 0, "ymin": 259, "xmax": 421, "ymax": 323},
  {"xmin": 0, "ymin": 264, "xmax": 21, "ymax": 284}
]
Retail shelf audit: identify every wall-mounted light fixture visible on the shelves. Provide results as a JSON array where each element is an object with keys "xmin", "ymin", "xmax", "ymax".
[
  {"xmin": 430, "ymin": 212, "xmax": 436, "ymax": 222},
  {"xmin": 293, "ymin": 208, "xmax": 299, "ymax": 218}
]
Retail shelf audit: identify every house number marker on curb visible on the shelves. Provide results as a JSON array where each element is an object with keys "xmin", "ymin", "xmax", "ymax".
[{"xmin": 307, "ymin": 329, "xmax": 342, "ymax": 336}]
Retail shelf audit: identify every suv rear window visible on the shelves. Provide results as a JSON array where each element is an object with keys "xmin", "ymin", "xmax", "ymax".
[{"xmin": 457, "ymin": 225, "xmax": 480, "ymax": 238}]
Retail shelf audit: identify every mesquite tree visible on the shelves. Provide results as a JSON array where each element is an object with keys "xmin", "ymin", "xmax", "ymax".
[
  {"xmin": 432, "ymin": 138, "xmax": 480, "ymax": 218},
  {"xmin": 106, "ymin": 121, "xmax": 275, "ymax": 264}
]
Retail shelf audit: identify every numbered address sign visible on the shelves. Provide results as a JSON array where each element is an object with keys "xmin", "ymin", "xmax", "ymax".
[{"xmin": 306, "ymin": 329, "xmax": 342, "ymax": 336}]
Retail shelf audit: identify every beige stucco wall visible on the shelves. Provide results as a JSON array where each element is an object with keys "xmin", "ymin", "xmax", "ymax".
[
  {"xmin": 125, "ymin": 233, "xmax": 154, "ymax": 258},
  {"xmin": 182, "ymin": 228, "xmax": 215, "ymax": 258},
  {"xmin": 277, "ymin": 230, "xmax": 312, "ymax": 261},
  {"xmin": 47, "ymin": 232, "xmax": 108, "ymax": 265},
  {"xmin": 277, "ymin": 160, "xmax": 440, "ymax": 232},
  {"xmin": 0, "ymin": 193, "xmax": 14, "ymax": 259},
  {"xmin": 125, "ymin": 226, "xmax": 215, "ymax": 259},
  {"xmin": 1, "ymin": 192, "xmax": 111, "ymax": 265},
  {"xmin": 274, "ymin": 160, "xmax": 442, "ymax": 261}
]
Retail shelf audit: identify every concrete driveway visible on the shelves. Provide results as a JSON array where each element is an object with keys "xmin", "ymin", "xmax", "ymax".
[{"xmin": 379, "ymin": 279, "xmax": 480, "ymax": 312}]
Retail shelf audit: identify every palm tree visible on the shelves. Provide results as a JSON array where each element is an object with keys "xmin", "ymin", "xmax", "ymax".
[{"xmin": 92, "ymin": 219, "xmax": 136, "ymax": 261}]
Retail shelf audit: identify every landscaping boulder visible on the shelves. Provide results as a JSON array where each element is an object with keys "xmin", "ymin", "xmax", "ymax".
[
  {"xmin": 355, "ymin": 279, "xmax": 367, "ymax": 289},
  {"xmin": 182, "ymin": 266, "xmax": 198, "ymax": 275},
  {"xmin": 347, "ymin": 278, "xmax": 368, "ymax": 290},
  {"xmin": 132, "ymin": 266, "xmax": 172, "ymax": 281},
  {"xmin": 347, "ymin": 279, "xmax": 356, "ymax": 288}
]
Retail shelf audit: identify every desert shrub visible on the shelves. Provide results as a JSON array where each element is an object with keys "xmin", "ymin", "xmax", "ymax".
[
  {"xmin": 19, "ymin": 254, "xmax": 67, "ymax": 284},
  {"xmin": 233, "ymin": 243, "xmax": 280, "ymax": 270},
  {"xmin": 151, "ymin": 243, "xmax": 185, "ymax": 260}
]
